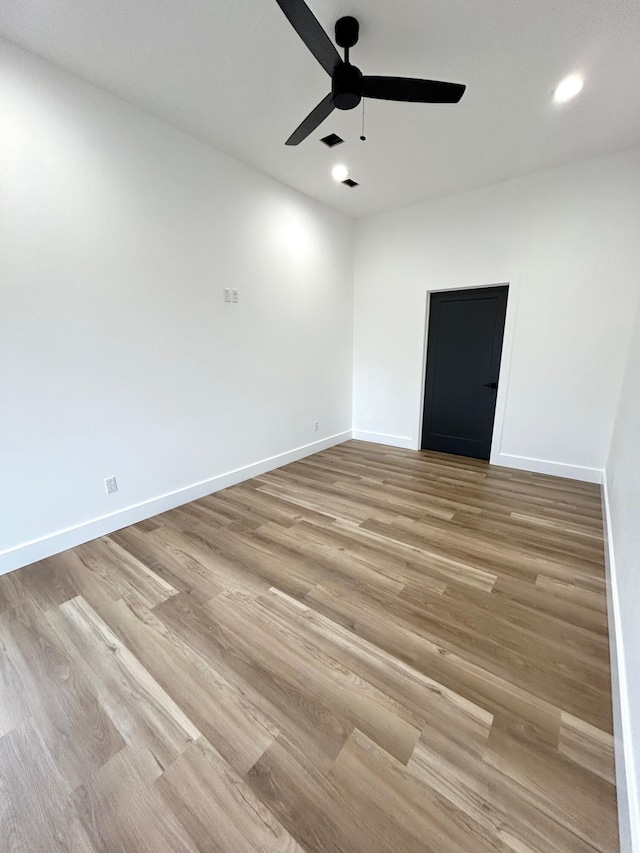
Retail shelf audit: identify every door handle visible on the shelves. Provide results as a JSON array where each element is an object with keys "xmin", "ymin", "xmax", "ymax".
[{"xmin": 483, "ymin": 381, "xmax": 498, "ymax": 389}]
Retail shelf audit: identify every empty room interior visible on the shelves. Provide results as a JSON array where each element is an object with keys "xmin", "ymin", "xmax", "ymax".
[{"xmin": 1, "ymin": 1, "xmax": 639, "ymax": 851}]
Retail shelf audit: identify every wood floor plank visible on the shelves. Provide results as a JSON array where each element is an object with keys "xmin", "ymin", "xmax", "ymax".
[
  {"xmin": 0, "ymin": 719, "xmax": 97, "ymax": 852},
  {"xmin": 109, "ymin": 526, "xmax": 225, "ymax": 604},
  {"xmin": 249, "ymin": 520, "xmax": 411, "ymax": 594},
  {"xmin": 75, "ymin": 537, "xmax": 179, "ymax": 608},
  {"xmin": 204, "ymin": 587, "xmax": 423, "ymax": 764},
  {"xmin": 0, "ymin": 601, "xmax": 125, "ymax": 788},
  {"xmin": 151, "ymin": 525, "xmax": 272, "ymax": 598},
  {"xmin": 408, "ymin": 727, "xmax": 603, "ymax": 853},
  {"xmin": 328, "ymin": 515, "xmax": 497, "ymax": 591},
  {"xmin": 157, "ymin": 736, "xmax": 305, "ymax": 852},
  {"xmin": 48, "ymin": 596, "xmax": 200, "ymax": 777},
  {"xmin": 302, "ymin": 580, "xmax": 569, "ymax": 740},
  {"xmin": 262, "ymin": 585, "xmax": 496, "ymax": 741},
  {"xmin": 535, "ymin": 574, "xmax": 609, "ymax": 613},
  {"xmin": 491, "ymin": 574, "xmax": 608, "ymax": 635},
  {"xmin": 484, "ymin": 717, "xmax": 618, "ymax": 852},
  {"xmin": 443, "ymin": 580, "xmax": 609, "ymax": 665},
  {"xmin": 558, "ymin": 711, "xmax": 616, "ymax": 784},
  {"xmin": 0, "ymin": 440, "xmax": 618, "ymax": 851},
  {"xmin": 247, "ymin": 731, "xmax": 362, "ymax": 853},
  {"xmin": 73, "ymin": 746, "xmax": 198, "ymax": 853},
  {"xmin": 307, "ymin": 575, "xmax": 611, "ymax": 730},
  {"xmin": 328, "ymin": 728, "xmax": 511, "ymax": 853},
  {"xmin": 100, "ymin": 594, "xmax": 279, "ymax": 775},
  {"xmin": 0, "ymin": 616, "xmax": 30, "ymax": 739},
  {"xmin": 0, "ymin": 559, "xmax": 76, "ymax": 614},
  {"xmin": 155, "ymin": 590, "xmax": 354, "ymax": 764}
]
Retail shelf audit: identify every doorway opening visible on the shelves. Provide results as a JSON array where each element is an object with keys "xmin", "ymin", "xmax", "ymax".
[{"xmin": 421, "ymin": 285, "xmax": 509, "ymax": 460}]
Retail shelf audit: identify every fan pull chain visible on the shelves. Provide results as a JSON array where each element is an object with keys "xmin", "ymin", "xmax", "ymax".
[{"xmin": 360, "ymin": 99, "xmax": 366, "ymax": 141}]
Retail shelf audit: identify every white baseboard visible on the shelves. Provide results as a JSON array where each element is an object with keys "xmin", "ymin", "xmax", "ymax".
[
  {"xmin": 352, "ymin": 430, "xmax": 416, "ymax": 450},
  {"xmin": 602, "ymin": 477, "xmax": 639, "ymax": 853},
  {"xmin": 491, "ymin": 452, "xmax": 603, "ymax": 483},
  {"xmin": 0, "ymin": 431, "xmax": 352, "ymax": 577}
]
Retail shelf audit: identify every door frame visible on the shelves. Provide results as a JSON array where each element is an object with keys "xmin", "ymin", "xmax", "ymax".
[{"xmin": 415, "ymin": 277, "xmax": 520, "ymax": 464}]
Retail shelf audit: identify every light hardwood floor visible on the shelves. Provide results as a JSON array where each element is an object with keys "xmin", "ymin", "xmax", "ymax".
[{"xmin": 0, "ymin": 441, "xmax": 617, "ymax": 852}]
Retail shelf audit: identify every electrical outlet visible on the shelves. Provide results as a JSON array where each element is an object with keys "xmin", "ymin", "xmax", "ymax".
[
  {"xmin": 223, "ymin": 288, "xmax": 231, "ymax": 303},
  {"xmin": 314, "ymin": 420, "xmax": 319, "ymax": 432},
  {"xmin": 231, "ymin": 289, "xmax": 239, "ymax": 303},
  {"xmin": 104, "ymin": 476, "xmax": 118, "ymax": 495}
]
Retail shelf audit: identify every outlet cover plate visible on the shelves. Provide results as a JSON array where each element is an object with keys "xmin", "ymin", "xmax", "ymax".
[{"xmin": 105, "ymin": 476, "xmax": 118, "ymax": 495}]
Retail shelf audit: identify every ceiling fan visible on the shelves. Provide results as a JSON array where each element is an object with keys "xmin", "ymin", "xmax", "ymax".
[{"xmin": 275, "ymin": 0, "xmax": 466, "ymax": 145}]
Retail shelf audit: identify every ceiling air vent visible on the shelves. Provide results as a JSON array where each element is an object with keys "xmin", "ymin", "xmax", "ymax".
[
  {"xmin": 320, "ymin": 133, "xmax": 344, "ymax": 147},
  {"xmin": 342, "ymin": 178, "xmax": 359, "ymax": 188}
]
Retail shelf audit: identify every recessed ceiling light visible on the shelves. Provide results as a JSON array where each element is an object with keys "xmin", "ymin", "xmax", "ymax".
[
  {"xmin": 553, "ymin": 74, "xmax": 584, "ymax": 104},
  {"xmin": 331, "ymin": 164, "xmax": 350, "ymax": 182}
]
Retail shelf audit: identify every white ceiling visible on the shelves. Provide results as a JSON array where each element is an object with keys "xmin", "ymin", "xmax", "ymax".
[{"xmin": 1, "ymin": 0, "xmax": 639, "ymax": 218}]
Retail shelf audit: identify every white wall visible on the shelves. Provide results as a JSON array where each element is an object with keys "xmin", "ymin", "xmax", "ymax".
[
  {"xmin": 605, "ymin": 294, "xmax": 640, "ymax": 852},
  {"xmin": 353, "ymin": 148, "xmax": 640, "ymax": 480},
  {"xmin": 0, "ymin": 38, "xmax": 354, "ymax": 573}
]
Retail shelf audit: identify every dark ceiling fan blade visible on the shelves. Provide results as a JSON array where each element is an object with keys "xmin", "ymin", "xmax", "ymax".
[
  {"xmin": 286, "ymin": 93, "xmax": 335, "ymax": 145},
  {"xmin": 275, "ymin": 0, "xmax": 342, "ymax": 76},
  {"xmin": 361, "ymin": 76, "xmax": 466, "ymax": 103}
]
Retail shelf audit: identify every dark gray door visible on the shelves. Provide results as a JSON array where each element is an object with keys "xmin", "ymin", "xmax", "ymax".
[{"xmin": 421, "ymin": 286, "xmax": 508, "ymax": 460}]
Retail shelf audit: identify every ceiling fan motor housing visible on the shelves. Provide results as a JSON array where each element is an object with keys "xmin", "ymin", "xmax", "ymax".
[{"xmin": 332, "ymin": 62, "xmax": 362, "ymax": 110}]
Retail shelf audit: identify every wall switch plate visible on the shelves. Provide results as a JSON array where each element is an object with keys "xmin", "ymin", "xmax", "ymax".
[
  {"xmin": 314, "ymin": 420, "xmax": 319, "ymax": 432},
  {"xmin": 224, "ymin": 288, "xmax": 231, "ymax": 303},
  {"xmin": 231, "ymin": 289, "xmax": 239, "ymax": 303},
  {"xmin": 104, "ymin": 476, "xmax": 118, "ymax": 495}
]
